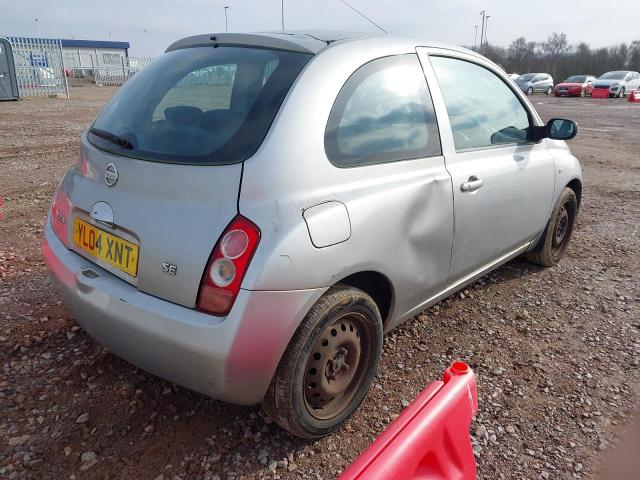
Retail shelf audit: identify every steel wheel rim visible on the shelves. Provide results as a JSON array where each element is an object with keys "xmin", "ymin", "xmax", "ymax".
[
  {"xmin": 552, "ymin": 203, "xmax": 571, "ymax": 256},
  {"xmin": 303, "ymin": 312, "xmax": 371, "ymax": 420}
]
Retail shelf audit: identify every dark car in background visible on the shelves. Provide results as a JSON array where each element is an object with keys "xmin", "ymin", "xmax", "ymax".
[
  {"xmin": 554, "ymin": 75, "xmax": 595, "ymax": 97},
  {"xmin": 516, "ymin": 73, "xmax": 554, "ymax": 95}
]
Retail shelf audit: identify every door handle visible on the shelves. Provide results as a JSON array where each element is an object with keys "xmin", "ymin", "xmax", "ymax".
[{"xmin": 460, "ymin": 175, "xmax": 483, "ymax": 192}]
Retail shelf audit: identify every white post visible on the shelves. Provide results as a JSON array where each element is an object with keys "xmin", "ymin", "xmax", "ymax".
[{"xmin": 58, "ymin": 38, "xmax": 69, "ymax": 98}]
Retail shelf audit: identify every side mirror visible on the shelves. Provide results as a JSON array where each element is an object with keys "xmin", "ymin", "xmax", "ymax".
[
  {"xmin": 531, "ymin": 118, "xmax": 578, "ymax": 142},
  {"xmin": 547, "ymin": 118, "xmax": 578, "ymax": 140}
]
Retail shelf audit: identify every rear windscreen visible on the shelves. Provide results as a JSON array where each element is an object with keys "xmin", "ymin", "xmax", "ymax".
[{"xmin": 89, "ymin": 46, "xmax": 311, "ymax": 164}]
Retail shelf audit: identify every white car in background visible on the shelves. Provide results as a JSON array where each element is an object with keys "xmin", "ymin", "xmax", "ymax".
[{"xmin": 592, "ymin": 70, "xmax": 640, "ymax": 97}]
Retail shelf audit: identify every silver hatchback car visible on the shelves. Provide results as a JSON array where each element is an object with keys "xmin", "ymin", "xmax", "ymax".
[
  {"xmin": 515, "ymin": 72, "xmax": 555, "ymax": 95},
  {"xmin": 43, "ymin": 32, "xmax": 581, "ymax": 438}
]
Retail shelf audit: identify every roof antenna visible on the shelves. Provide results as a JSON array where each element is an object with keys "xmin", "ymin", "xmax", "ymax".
[{"xmin": 337, "ymin": 0, "xmax": 387, "ymax": 34}]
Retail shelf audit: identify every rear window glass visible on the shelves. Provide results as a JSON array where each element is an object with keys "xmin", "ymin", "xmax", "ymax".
[{"xmin": 89, "ymin": 46, "xmax": 311, "ymax": 164}]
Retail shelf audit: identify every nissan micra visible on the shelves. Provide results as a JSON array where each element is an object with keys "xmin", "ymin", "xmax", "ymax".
[{"xmin": 43, "ymin": 31, "xmax": 581, "ymax": 439}]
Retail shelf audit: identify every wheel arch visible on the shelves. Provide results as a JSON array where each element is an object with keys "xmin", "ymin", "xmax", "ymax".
[
  {"xmin": 567, "ymin": 178, "xmax": 582, "ymax": 209},
  {"xmin": 337, "ymin": 271, "xmax": 395, "ymax": 328}
]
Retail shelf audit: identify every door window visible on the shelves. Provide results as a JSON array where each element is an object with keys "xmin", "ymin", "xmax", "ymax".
[
  {"xmin": 325, "ymin": 55, "xmax": 441, "ymax": 167},
  {"xmin": 430, "ymin": 56, "xmax": 532, "ymax": 151}
]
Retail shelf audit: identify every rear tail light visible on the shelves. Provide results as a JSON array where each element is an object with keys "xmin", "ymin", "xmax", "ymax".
[
  {"xmin": 77, "ymin": 149, "xmax": 88, "ymax": 176},
  {"xmin": 51, "ymin": 187, "xmax": 71, "ymax": 246},
  {"xmin": 197, "ymin": 215, "xmax": 261, "ymax": 316}
]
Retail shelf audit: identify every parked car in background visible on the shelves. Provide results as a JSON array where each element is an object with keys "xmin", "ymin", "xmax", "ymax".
[
  {"xmin": 592, "ymin": 70, "xmax": 640, "ymax": 97},
  {"xmin": 516, "ymin": 73, "xmax": 554, "ymax": 95},
  {"xmin": 43, "ymin": 31, "xmax": 582, "ymax": 439},
  {"xmin": 554, "ymin": 75, "xmax": 596, "ymax": 97}
]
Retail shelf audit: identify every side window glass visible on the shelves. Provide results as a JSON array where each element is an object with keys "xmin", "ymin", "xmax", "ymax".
[
  {"xmin": 325, "ymin": 54, "xmax": 441, "ymax": 167},
  {"xmin": 430, "ymin": 56, "xmax": 531, "ymax": 151}
]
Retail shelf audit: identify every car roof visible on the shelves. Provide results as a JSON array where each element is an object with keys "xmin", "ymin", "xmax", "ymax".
[{"xmin": 165, "ymin": 31, "xmax": 478, "ymax": 57}]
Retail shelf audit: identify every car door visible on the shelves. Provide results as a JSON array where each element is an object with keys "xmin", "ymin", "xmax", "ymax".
[
  {"xmin": 537, "ymin": 75, "xmax": 547, "ymax": 92},
  {"xmin": 417, "ymin": 49, "xmax": 555, "ymax": 280}
]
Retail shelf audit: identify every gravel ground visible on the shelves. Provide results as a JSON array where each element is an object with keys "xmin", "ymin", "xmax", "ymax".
[{"xmin": 1, "ymin": 86, "xmax": 639, "ymax": 480}]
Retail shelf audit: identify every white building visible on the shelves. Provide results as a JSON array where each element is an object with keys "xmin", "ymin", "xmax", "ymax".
[{"xmin": 60, "ymin": 38, "xmax": 130, "ymax": 73}]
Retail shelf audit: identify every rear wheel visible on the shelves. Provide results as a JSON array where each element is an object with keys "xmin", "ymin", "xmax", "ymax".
[
  {"xmin": 527, "ymin": 86, "xmax": 534, "ymax": 96},
  {"xmin": 262, "ymin": 285, "xmax": 383, "ymax": 439},
  {"xmin": 546, "ymin": 86, "xmax": 553, "ymax": 95},
  {"xmin": 580, "ymin": 87, "xmax": 585, "ymax": 97},
  {"xmin": 526, "ymin": 187, "xmax": 577, "ymax": 267}
]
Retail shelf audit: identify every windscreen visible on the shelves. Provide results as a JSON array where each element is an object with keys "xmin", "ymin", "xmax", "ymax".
[
  {"xmin": 599, "ymin": 71, "xmax": 627, "ymax": 80},
  {"xmin": 517, "ymin": 73, "xmax": 536, "ymax": 81},
  {"xmin": 564, "ymin": 75, "xmax": 586, "ymax": 83},
  {"xmin": 89, "ymin": 46, "xmax": 311, "ymax": 164}
]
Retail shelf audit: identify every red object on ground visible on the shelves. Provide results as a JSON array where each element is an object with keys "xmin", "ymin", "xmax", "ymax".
[
  {"xmin": 338, "ymin": 361, "xmax": 478, "ymax": 480},
  {"xmin": 592, "ymin": 88, "xmax": 610, "ymax": 99},
  {"xmin": 629, "ymin": 90, "xmax": 640, "ymax": 103}
]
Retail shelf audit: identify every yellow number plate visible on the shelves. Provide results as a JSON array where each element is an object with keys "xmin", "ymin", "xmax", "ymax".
[{"xmin": 73, "ymin": 218, "xmax": 139, "ymax": 277}]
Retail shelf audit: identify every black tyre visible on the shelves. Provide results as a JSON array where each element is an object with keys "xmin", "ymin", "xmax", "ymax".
[
  {"xmin": 546, "ymin": 86, "xmax": 553, "ymax": 95},
  {"xmin": 526, "ymin": 187, "xmax": 577, "ymax": 267},
  {"xmin": 527, "ymin": 86, "xmax": 534, "ymax": 96},
  {"xmin": 580, "ymin": 87, "xmax": 585, "ymax": 97},
  {"xmin": 619, "ymin": 87, "xmax": 626, "ymax": 98},
  {"xmin": 262, "ymin": 285, "xmax": 383, "ymax": 439}
]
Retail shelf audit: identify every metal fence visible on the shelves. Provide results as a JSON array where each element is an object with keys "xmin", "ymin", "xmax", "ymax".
[
  {"xmin": 7, "ymin": 37, "xmax": 68, "ymax": 97},
  {"xmin": 94, "ymin": 56, "xmax": 152, "ymax": 86}
]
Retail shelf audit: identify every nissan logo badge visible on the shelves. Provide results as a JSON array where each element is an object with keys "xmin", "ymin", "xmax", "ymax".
[{"xmin": 104, "ymin": 163, "xmax": 118, "ymax": 187}]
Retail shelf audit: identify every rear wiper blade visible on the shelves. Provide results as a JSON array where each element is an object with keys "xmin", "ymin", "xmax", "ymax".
[{"xmin": 89, "ymin": 127, "xmax": 134, "ymax": 150}]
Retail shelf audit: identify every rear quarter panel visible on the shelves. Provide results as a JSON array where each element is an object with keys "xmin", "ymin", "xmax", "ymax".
[{"xmin": 238, "ymin": 38, "xmax": 454, "ymax": 326}]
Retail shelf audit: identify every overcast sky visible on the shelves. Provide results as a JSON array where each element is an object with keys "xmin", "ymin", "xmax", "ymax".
[{"xmin": 2, "ymin": 0, "xmax": 639, "ymax": 57}]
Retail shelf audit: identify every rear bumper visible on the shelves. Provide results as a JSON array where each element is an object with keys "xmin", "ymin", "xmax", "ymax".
[{"xmin": 43, "ymin": 221, "xmax": 326, "ymax": 405}]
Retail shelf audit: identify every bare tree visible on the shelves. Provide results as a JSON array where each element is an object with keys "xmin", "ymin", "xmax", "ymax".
[
  {"xmin": 477, "ymin": 32, "xmax": 640, "ymax": 80},
  {"xmin": 541, "ymin": 32, "xmax": 569, "ymax": 56},
  {"xmin": 508, "ymin": 37, "xmax": 537, "ymax": 72}
]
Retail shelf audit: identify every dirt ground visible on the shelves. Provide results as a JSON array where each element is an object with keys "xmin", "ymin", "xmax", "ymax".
[{"xmin": 1, "ymin": 85, "xmax": 639, "ymax": 480}]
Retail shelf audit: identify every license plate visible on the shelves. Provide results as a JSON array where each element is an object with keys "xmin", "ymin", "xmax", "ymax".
[{"xmin": 73, "ymin": 218, "xmax": 139, "ymax": 276}]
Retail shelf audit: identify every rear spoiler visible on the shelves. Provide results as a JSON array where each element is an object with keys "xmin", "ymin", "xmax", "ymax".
[
  {"xmin": 338, "ymin": 361, "xmax": 478, "ymax": 480},
  {"xmin": 166, "ymin": 33, "xmax": 317, "ymax": 55}
]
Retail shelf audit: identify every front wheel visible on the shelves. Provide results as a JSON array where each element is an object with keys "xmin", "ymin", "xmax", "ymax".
[
  {"xmin": 580, "ymin": 87, "xmax": 585, "ymax": 97},
  {"xmin": 527, "ymin": 86, "xmax": 534, "ymax": 96},
  {"xmin": 262, "ymin": 285, "xmax": 383, "ymax": 439},
  {"xmin": 618, "ymin": 87, "xmax": 626, "ymax": 98},
  {"xmin": 526, "ymin": 187, "xmax": 577, "ymax": 267}
]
